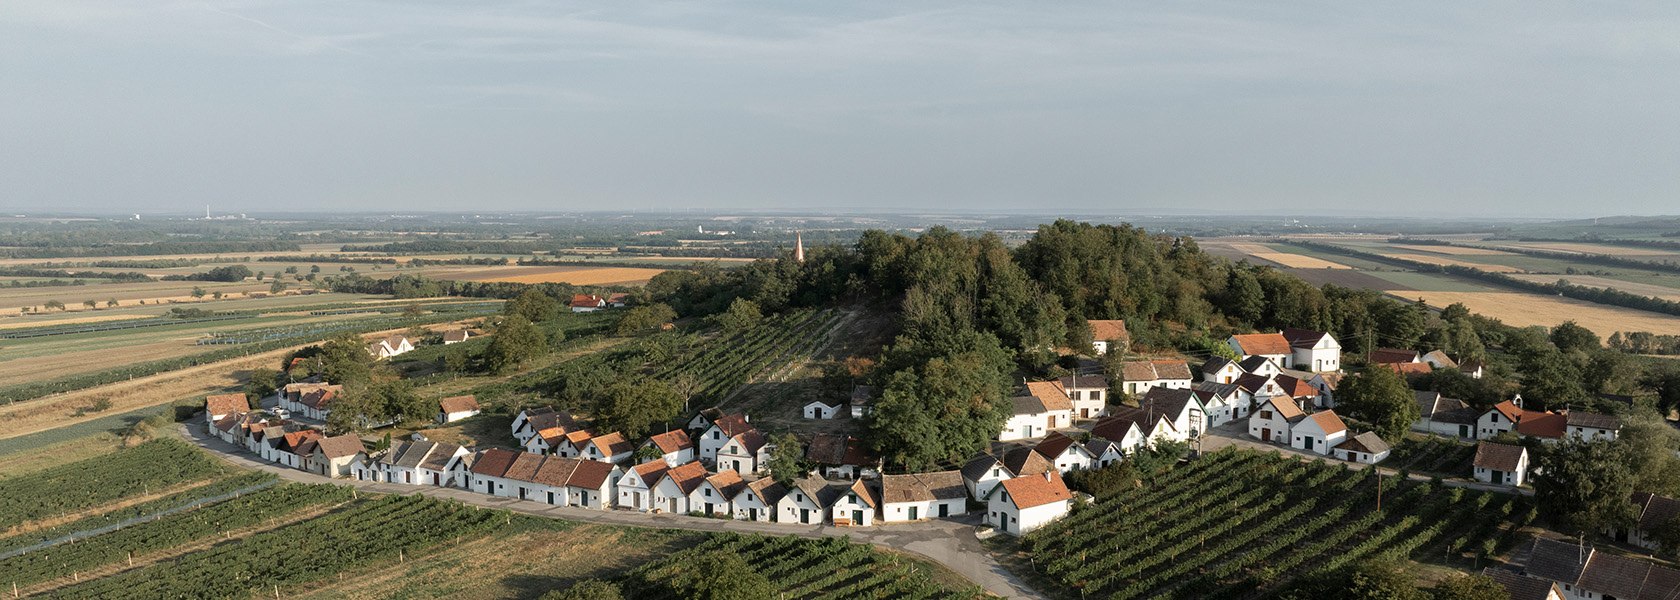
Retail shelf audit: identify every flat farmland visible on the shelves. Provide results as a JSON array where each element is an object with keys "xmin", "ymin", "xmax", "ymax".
[
  {"xmin": 1389, "ymin": 244, "xmax": 1514, "ymax": 256},
  {"xmin": 0, "ymin": 279, "xmax": 273, "ymax": 314},
  {"xmin": 0, "ymin": 291, "xmax": 382, "ymax": 329},
  {"xmin": 1495, "ymin": 241, "xmax": 1680, "ymax": 257},
  {"xmin": 1364, "ymin": 271, "xmax": 1497, "ymax": 292},
  {"xmin": 1401, "ymin": 291, "xmax": 1680, "ymax": 337},
  {"xmin": 444, "ymin": 265, "xmax": 667, "ymax": 285},
  {"xmin": 1226, "ymin": 243, "xmax": 1352, "ymax": 269},
  {"xmin": 1284, "ymin": 268, "xmax": 1413, "ymax": 290},
  {"xmin": 1509, "ymin": 274, "xmax": 1680, "ymax": 301},
  {"xmin": 1380, "ymin": 252, "xmax": 1526, "ymax": 272}
]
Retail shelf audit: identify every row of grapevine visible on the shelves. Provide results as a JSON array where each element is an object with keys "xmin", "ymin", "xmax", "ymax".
[
  {"xmin": 1, "ymin": 483, "xmax": 353, "ymax": 590},
  {"xmin": 0, "ymin": 438, "xmax": 227, "ymax": 531},
  {"xmin": 38, "ymin": 494, "xmax": 520, "ymax": 599},
  {"xmin": 0, "ymin": 471, "xmax": 275, "ymax": 555},
  {"xmin": 623, "ymin": 533, "xmax": 986, "ymax": 600},
  {"xmin": 1018, "ymin": 449, "xmax": 1532, "ymax": 599},
  {"xmin": 653, "ymin": 309, "xmax": 841, "ymax": 401}
]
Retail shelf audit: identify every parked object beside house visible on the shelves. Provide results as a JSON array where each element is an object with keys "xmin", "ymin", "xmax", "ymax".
[{"xmin": 1472, "ymin": 442, "xmax": 1529, "ymax": 486}]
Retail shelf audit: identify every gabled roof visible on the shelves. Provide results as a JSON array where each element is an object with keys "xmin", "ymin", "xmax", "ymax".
[
  {"xmin": 806, "ymin": 433, "xmax": 873, "ymax": 466},
  {"xmin": 1301, "ymin": 410, "xmax": 1348, "ymax": 435},
  {"xmin": 1379, "ymin": 362, "xmax": 1434, "ymax": 376},
  {"xmin": 723, "ymin": 429, "xmax": 768, "ymax": 456},
  {"xmin": 1023, "ymin": 381, "xmax": 1074, "ymax": 411},
  {"xmin": 1415, "ymin": 390, "xmax": 1478, "ymax": 424},
  {"xmin": 1230, "ymin": 333, "xmax": 1292, "ymax": 356},
  {"xmin": 1519, "ymin": 536, "xmax": 1680, "ymax": 600},
  {"xmin": 588, "ymin": 432, "xmax": 633, "ymax": 457},
  {"xmin": 1085, "ymin": 438, "xmax": 1121, "ymax": 457},
  {"xmin": 1481, "ymin": 568, "xmax": 1565, "ymax": 600},
  {"xmin": 647, "ymin": 429, "xmax": 693, "ymax": 454},
  {"xmin": 388, "ymin": 440, "xmax": 436, "ymax": 468},
  {"xmin": 529, "ymin": 455, "xmax": 574, "ymax": 486},
  {"xmin": 745, "ymin": 477, "xmax": 786, "ymax": 505},
  {"xmin": 705, "ymin": 470, "xmax": 747, "ymax": 501},
  {"xmin": 503, "ymin": 451, "xmax": 546, "ymax": 482},
  {"xmin": 1489, "ymin": 400, "xmax": 1524, "ymax": 422},
  {"xmin": 297, "ymin": 385, "xmax": 343, "ymax": 410},
  {"xmin": 213, "ymin": 413, "xmax": 242, "ymax": 433},
  {"xmin": 708, "ymin": 413, "xmax": 754, "ymax": 438},
  {"xmin": 1473, "ymin": 442, "xmax": 1527, "ymax": 472},
  {"xmin": 1237, "ymin": 355, "xmax": 1276, "ymax": 373},
  {"xmin": 1140, "ymin": 387, "xmax": 1201, "ymax": 419},
  {"xmin": 662, "ymin": 461, "xmax": 710, "ymax": 495},
  {"xmin": 1010, "ymin": 395, "xmax": 1054, "ymax": 416},
  {"xmin": 315, "ymin": 434, "xmax": 364, "ymax": 459},
  {"xmin": 1002, "ymin": 446, "xmax": 1054, "ymax": 478},
  {"xmin": 1632, "ymin": 492, "xmax": 1680, "ymax": 535},
  {"xmin": 1087, "ymin": 319, "xmax": 1129, "ymax": 342},
  {"xmin": 1517, "ymin": 412, "xmax": 1567, "ymax": 439},
  {"xmin": 1335, "ymin": 431, "xmax": 1390, "ymax": 455},
  {"xmin": 1200, "ymin": 357, "xmax": 1237, "ymax": 376},
  {"xmin": 627, "ymin": 459, "xmax": 670, "ymax": 486},
  {"xmin": 563, "ymin": 430, "xmax": 594, "ymax": 448},
  {"xmin": 850, "ymin": 385, "xmax": 876, "ymax": 406},
  {"xmin": 1034, "ymin": 431, "xmax": 1081, "ymax": 459},
  {"xmin": 1233, "ymin": 373, "xmax": 1274, "ymax": 394},
  {"xmin": 845, "ymin": 478, "xmax": 878, "ymax": 508},
  {"xmin": 438, "ymin": 395, "xmax": 479, "ymax": 414},
  {"xmin": 1280, "ymin": 327, "xmax": 1331, "ymax": 349},
  {"xmin": 1118, "ymin": 360, "xmax": 1191, "ymax": 382},
  {"xmin": 998, "ymin": 471, "xmax": 1072, "ymax": 510},
  {"xmin": 566, "ymin": 460, "xmax": 617, "ymax": 490},
  {"xmin": 1057, "ymin": 374, "xmax": 1109, "ymax": 390},
  {"xmin": 1192, "ymin": 381, "xmax": 1240, "ymax": 399},
  {"xmin": 442, "ymin": 330, "xmax": 470, "ymax": 342},
  {"xmin": 881, "ymin": 471, "xmax": 966, "ymax": 504},
  {"xmin": 570, "ymin": 294, "xmax": 604, "ymax": 308},
  {"xmin": 1566, "ymin": 411, "xmax": 1621, "ymax": 431},
  {"xmin": 205, "ymin": 393, "xmax": 247, "ymax": 417},
  {"xmin": 1369, "ymin": 348, "xmax": 1420, "ymax": 364},
  {"xmin": 470, "ymin": 448, "xmax": 521, "ymax": 477},
  {"xmin": 418, "ymin": 443, "xmax": 463, "ymax": 471},
  {"xmin": 1261, "ymin": 395, "xmax": 1305, "ymax": 421},
  {"xmin": 788, "ymin": 476, "xmax": 839, "ymax": 507},
  {"xmin": 961, "ymin": 454, "xmax": 1002, "ymax": 482},
  {"xmin": 1275, "ymin": 375, "xmax": 1319, "ymax": 399},
  {"xmin": 1421, "ymin": 350, "xmax": 1458, "ymax": 368}
]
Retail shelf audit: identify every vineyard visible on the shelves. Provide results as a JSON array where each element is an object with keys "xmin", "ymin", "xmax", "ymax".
[
  {"xmin": 0, "ymin": 483, "xmax": 353, "ymax": 592},
  {"xmin": 622, "ymin": 533, "xmax": 987, "ymax": 600},
  {"xmin": 1016, "ymin": 449, "xmax": 1536, "ymax": 599},
  {"xmin": 1385, "ymin": 438, "xmax": 1478, "ymax": 477},
  {"xmin": 36, "ymin": 494, "xmax": 527, "ymax": 599},
  {"xmin": 0, "ymin": 471, "xmax": 275, "ymax": 556},
  {"xmin": 652, "ymin": 308, "xmax": 850, "ymax": 403},
  {"xmin": 0, "ymin": 439, "xmax": 229, "ymax": 531}
]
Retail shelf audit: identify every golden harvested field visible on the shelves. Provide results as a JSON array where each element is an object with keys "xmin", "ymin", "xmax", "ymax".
[
  {"xmin": 1383, "ymin": 253, "xmax": 1525, "ymax": 272},
  {"xmin": 1502, "ymin": 242, "xmax": 1680, "ymax": 256},
  {"xmin": 1509, "ymin": 274, "xmax": 1680, "ymax": 301},
  {"xmin": 1227, "ymin": 243, "xmax": 1352, "ymax": 269},
  {"xmin": 1400, "ymin": 291, "xmax": 1680, "ymax": 337},
  {"xmin": 451, "ymin": 266, "xmax": 667, "ymax": 285},
  {"xmin": 1391, "ymin": 244, "xmax": 1513, "ymax": 256}
]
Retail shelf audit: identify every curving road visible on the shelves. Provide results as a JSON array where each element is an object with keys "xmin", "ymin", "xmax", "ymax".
[{"xmin": 181, "ymin": 423, "xmax": 1045, "ymax": 599}]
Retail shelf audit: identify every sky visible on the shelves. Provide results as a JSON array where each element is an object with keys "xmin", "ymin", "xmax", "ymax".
[{"xmin": 2, "ymin": 2, "xmax": 1677, "ymax": 217}]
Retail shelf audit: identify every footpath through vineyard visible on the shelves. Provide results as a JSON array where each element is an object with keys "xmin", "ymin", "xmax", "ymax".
[{"xmin": 181, "ymin": 424, "xmax": 1047, "ymax": 600}]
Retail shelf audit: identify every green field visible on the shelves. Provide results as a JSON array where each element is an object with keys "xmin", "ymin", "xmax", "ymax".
[
  {"xmin": 1364, "ymin": 271, "xmax": 1496, "ymax": 293},
  {"xmin": 1011, "ymin": 449, "xmax": 1534, "ymax": 599},
  {"xmin": 1266, "ymin": 243, "xmax": 1396, "ymax": 270}
]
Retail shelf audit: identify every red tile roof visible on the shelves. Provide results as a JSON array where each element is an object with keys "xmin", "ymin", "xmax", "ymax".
[
  {"xmin": 706, "ymin": 470, "xmax": 747, "ymax": 501},
  {"xmin": 1280, "ymin": 327, "xmax": 1330, "ymax": 349},
  {"xmin": 1516, "ymin": 411, "xmax": 1567, "ymax": 439},
  {"xmin": 1302, "ymin": 410, "xmax": 1348, "ymax": 435},
  {"xmin": 470, "ymin": 448, "xmax": 521, "ymax": 477},
  {"xmin": 314, "ymin": 435, "xmax": 365, "ymax": 460},
  {"xmin": 1088, "ymin": 320, "xmax": 1129, "ymax": 343},
  {"xmin": 1024, "ymin": 381, "xmax": 1074, "ymax": 411},
  {"xmin": 1231, "ymin": 333, "xmax": 1292, "ymax": 356},
  {"xmin": 1377, "ymin": 362, "xmax": 1433, "ymax": 376},
  {"xmin": 998, "ymin": 471, "xmax": 1072, "ymax": 509},
  {"xmin": 1368, "ymin": 348, "xmax": 1420, "ymax": 364},
  {"xmin": 438, "ymin": 395, "xmax": 479, "ymax": 414},
  {"xmin": 628, "ymin": 459, "xmax": 670, "ymax": 486},
  {"xmin": 647, "ymin": 429, "xmax": 693, "ymax": 454},
  {"xmin": 663, "ymin": 461, "xmax": 710, "ymax": 495},
  {"xmin": 589, "ymin": 432, "xmax": 633, "ymax": 457},
  {"xmin": 204, "ymin": 393, "xmax": 247, "ymax": 417}
]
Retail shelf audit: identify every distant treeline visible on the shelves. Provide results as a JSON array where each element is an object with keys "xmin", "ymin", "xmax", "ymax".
[
  {"xmin": 325, "ymin": 272, "xmax": 590, "ymax": 300},
  {"xmin": 0, "ymin": 241, "xmax": 299, "ymax": 259},
  {"xmin": 7, "ymin": 279, "xmax": 89, "ymax": 288},
  {"xmin": 1394, "ymin": 238, "xmax": 1680, "ymax": 274},
  {"xmin": 343, "ymin": 239, "xmax": 779, "ymax": 259},
  {"xmin": 259, "ymin": 254, "xmax": 399, "ymax": 265},
  {"xmin": 0, "ymin": 267, "xmax": 152, "ymax": 281},
  {"xmin": 1291, "ymin": 240, "xmax": 1680, "ymax": 319},
  {"xmin": 1509, "ymin": 236, "xmax": 1680, "ymax": 251},
  {"xmin": 23, "ymin": 258, "xmax": 208, "ymax": 269},
  {"xmin": 1609, "ymin": 331, "xmax": 1680, "ymax": 355},
  {"xmin": 408, "ymin": 256, "xmax": 507, "ymax": 266},
  {"xmin": 341, "ymin": 240, "xmax": 547, "ymax": 255},
  {"xmin": 160, "ymin": 265, "xmax": 252, "ymax": 283}
]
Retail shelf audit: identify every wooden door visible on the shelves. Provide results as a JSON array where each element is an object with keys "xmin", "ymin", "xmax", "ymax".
[{"xmin": 1261, "ymin": 429, "xmax": 1271, "ymax": 442}]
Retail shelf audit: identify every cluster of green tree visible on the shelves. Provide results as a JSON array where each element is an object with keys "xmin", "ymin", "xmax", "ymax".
[
  {"xmin": 325, "ymin": 272, "xmax": 600, "ymax": 301},
  {"xmin": 7, "ymin": 279, "xmax": 89, "ymax": 288},
  {"xmin": 408, "ymin": 256, "xmax": 507, "ymax": 266},
  {"xmin": 1278, "ymin": 560, "xmax": 1508, "ymax": 600},
  {"xmin": 342, "ymin": 240, "xmax": 552, "ymax": 254},
  {"xmin": 1513, "ymin": 235, "xmax": 1680, "ymax": 250},
  {"xmin": 257, "ymin": 254, "xmax": 398, "ymax": 264},
  {"xmin": 0, "ymin": 267, "xmax": 151, "ymax": 281},
  {"xmin": 1609, "ymin": 330, "xmax": 1680, "ymax": 355},
  {"xmin": 1292, "ymin": 239, "xmax": 1680, "ymax": 318},
  {"xmin": 0, "ymin": 240, "xmax": 298, "ymax": 259},
  {"xmin": 1530, "ymin": 416, "xmax": 1680, "ymax": 551},
  {"xmin": 161, "ymin": 265, "xmax": 252, "ymax": 282}
]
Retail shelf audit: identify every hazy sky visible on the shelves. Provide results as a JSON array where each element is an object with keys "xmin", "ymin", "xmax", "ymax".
[{"xmin": 3, "ymin": 2, "xmax": 1677, "ymax": 217}]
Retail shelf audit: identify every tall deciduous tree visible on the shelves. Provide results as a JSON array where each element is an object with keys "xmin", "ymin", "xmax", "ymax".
[
  {"xmin": 485, "ymin": 315, "xmax": 547, "ymax": 374},
  {"xmin": 1532, "ymin": 438, "xmax": 1636, "ymax": 535},
  {"xmin": 1550, "ymin": 320, "xmax": 1601, "ymax": 353},
  {"xmin": 1433, "ymin": 574, "xmax": 1509, "ymax": 600},
  {"xmin": 317, "ymin": 332, "xmax": 373, "ymax": 386},
  {"xmin": 1337, "ymin": 366, "xmax": 1419, "ymax": 442},
  {"xmin": 767, "ymin": 433, "xmax": 807, "ymax": 486},
  {"xmin": 598, "ymin": 378, "xmax": 683, "ymax": 438},
  {"xmin": 715, "ymin": 297, "xmax": 762, "ymax": 333},
  {"xmin": 504, "ymin": 288, "xmax": 561, "ymax": 323}
]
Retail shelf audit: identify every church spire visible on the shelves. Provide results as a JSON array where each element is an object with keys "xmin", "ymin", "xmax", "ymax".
[{"xmin": 794, "ymin": 231, "xmax": 805, "ymax": 263}]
